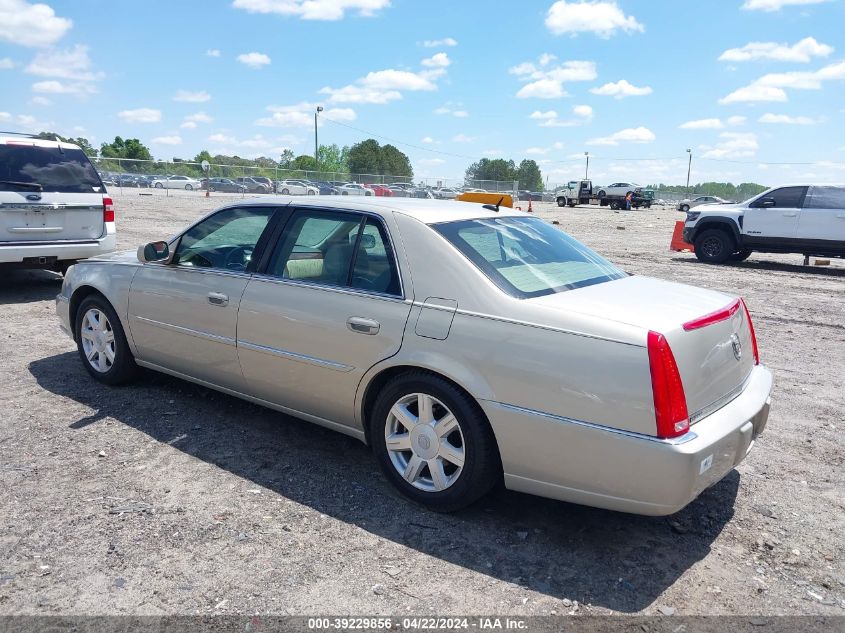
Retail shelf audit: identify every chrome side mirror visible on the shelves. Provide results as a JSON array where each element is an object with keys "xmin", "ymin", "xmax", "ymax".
[{"xmin": 138, "ymin": 240, "xmax": 170, "ymax": 263}]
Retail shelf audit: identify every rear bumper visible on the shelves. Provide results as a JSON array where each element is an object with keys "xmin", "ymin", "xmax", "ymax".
[
  {"xmin": 0, "ymin": 230, "xmax": 116, "ymax": 265},
  {"xmin": 481, "ymin": 364, "xmax": 773, "ymax": 516}
]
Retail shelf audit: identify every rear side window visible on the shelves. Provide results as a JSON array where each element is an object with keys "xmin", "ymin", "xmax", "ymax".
[
  {"xmin": 805, "ymin": 186, "xmax": 845, "ymax": 209},
  {"xmin": 0, "ymin": 144, "xmax": 103, "ymax": 193}
]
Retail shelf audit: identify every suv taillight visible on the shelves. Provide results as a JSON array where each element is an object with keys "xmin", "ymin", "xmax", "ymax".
[
  {"xmin": 740, "ymin": 299, "xmax": 760, "ymax": 365},
  {"xmin": 648, "ymin": 331, "xmax": 690, "ymax": 438},
  {"xmin": 103, "ymin": 196, "xmax": 114, "ymax": 223}
]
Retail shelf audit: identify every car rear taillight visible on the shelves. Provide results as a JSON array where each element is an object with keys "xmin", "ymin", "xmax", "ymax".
[
  {"xmin": 103, "ymin": 196, "xmax": 114, "ymax": 223},
  {"xmin": 648, "ymin": 331, "xmax": 690, "ymax": 438},
  {"xmin": 740, "ymin": 299, "xmax": 760, "ymax": 365}
]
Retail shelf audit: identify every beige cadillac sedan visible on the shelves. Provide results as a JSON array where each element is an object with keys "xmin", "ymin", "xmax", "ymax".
[{"xmin": 56, "ymin": 198, "xmax": 772, "ymax": 515}]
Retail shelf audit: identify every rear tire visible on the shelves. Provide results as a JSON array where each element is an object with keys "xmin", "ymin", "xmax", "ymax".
[
  {"xmin": 307, "ymin": 190, "xmax": 315, "ymax": 195},
  {"xmin": 185, "ymin": 184, "xmax": 193, "ymax": 191},
  {"xmin": 557, "ymin": 197, "xmax": 567, "ymax": 207},
  {"xmin": 281, "ymin": 188, "xmax": 290, "ymax": 195},
  {"xmin": 680, "ymin": 204, "xmax": 690, "ymax": 212},
  {"xmin": 155, "ymin": 183, "xmax": 163, "ymax": 189},
  {"xmin": 694, "ymin": 228, "xmax": 734, "ymax": 264},
  {"xmin": 370, "ymin": 372, "xmax": 501, "ymax": 513},
  {"xmin": 74, "ymin": 295, "xmax": 137, "ymax": 385}
]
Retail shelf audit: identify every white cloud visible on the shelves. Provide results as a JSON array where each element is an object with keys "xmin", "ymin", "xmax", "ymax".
[
  {"xmin": 742, "ymin": 0, "xmax": 829, "ymax": 11},
  {"xmin": 452, "ymin": 110, "xmax": 469, "ymax": 118},
  {"xmin": 180, "ymin": 121, "xmax": 197, "ymax": 129},
  {"xmin": 24, "ymin": 44, "xmax": 103, "ymax": 84},
  {"xmin": 422, "ymin": 37, "xmax": 457, "ymax": 47},
  {"xmin": 0, "ymin": 57, "xmax": 14, "ymax": 69},
  {"xmin": 530, "ymin": 104, "xmax": 593, "ymax": 127},
  {"xmin": 719, "ymin": 59, "xmax": 845, "ymax": 103},
  {"xmin": 207, "ymin": 133, "xmax": 275, "ymax": 149},
  {"xmin": 0, "ymin": 0, "xmax": 72, "ymax": 47},
  {"xmin": 545, "ymin": 0, "xmax": 644, "ymax": 38},
  {"xmin": 452, "ymin": 133, "xmax": 475, "ymax": 143},
  {"xmin": 434, "ymin": 106, "xmax": 450, "ymax": 114},
  {"xmin": 237, "ymin": 52, "xmax": 271, "ymax": 68},
  {"xmin": 256, "ymin": 101, "xmax": 356, "ymax": 127},
  {"xmin": 719, "ymin": 37, "xmax": 833, "ymax": 63},
  {"xmin": 173, "ymin": 89, "xmax": 211, "ymax": 103},
  {"xmin": 117, "ymin": 108, "xmax": 162, "ymax": 123},
  {"xmin": 319, "ymin": 85, "xmax": 402, "ymax": 104},
  {"xmin": 31, "ymin": 79, "xmax": 96, "ymax": 95},
  {"xmin": 587, "ymin": 126, "xmax": 655, "ymax": 145},
  {"xmin": 758, "ymin": 113, "xmax": 818, "ymax": 124},
  {"xmin": 679, "ymin": 118, "xmax": 724, "ymax": 130},
  {"xmin": 184, "ymin": 111, "xmax": 213, "ymax": 124},
  {"xmin": 0, "ymin": 111, "xmax": 10, "ymax": 121},
  {"xmin": 361, "ymin": 68, "xmax": 436, "ymax": 90},
  {"xmin": 232, "ymin": 0, "xmax": 391, "ymax": 20},
  {"xmin": 590, "ymin": 79, "xmax": 652, "ymax": 98},
  {"xmin": 421, "ymin": 136, "xmax": 435, "ymax": 144},
  {"xmin": 418, "ymin": 158, "xmax": 445, "ymax": 165},
  {"xmin": 700, "ymin": 132, "xmax": 758, "ymax": 159},
  {"xmin": 510, "ymin": 57, "xmax": 597, "ymax": 99},
  {"xmin": 206, "ymin": 49, "xmax": 221, "ymax": 57},
  {"xmin": 421, "ymin": 52, "xmax": 450, "ymax": 68},
  {"xmin": 30, "ymin": 95, "xmax": 50, "ymax": 105},
  {"xmin": 152, "ymin": 135, "xmax": 183, "ymax": 145},
  {"xmin": 727, "ymin": 115, "xmax": 747, "ymax": 125},
  {"xmin": 525, "ymin": 147, "xmax": 549, "ymax": 155}
]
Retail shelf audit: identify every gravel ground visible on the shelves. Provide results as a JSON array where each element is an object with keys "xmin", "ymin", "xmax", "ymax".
[{"xmin": 1, "ymin": 191, "xmax": 843, "ymax": 616}]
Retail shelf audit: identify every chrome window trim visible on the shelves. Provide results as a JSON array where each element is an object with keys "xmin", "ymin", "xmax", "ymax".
[
  {"xmin": 132, "ymin": 315, "xmax": 236, "ymax": 346},
  {"xmin": 249, "ymin": 272, "xmax": 412, "ymax": 305},
  {"xmin": 237, "ymin": 339, "xmax": 353, "ymax": 372},
  {"xmin": 492, "ymin": 401, "xmax": 698, "ymax": 446},
  {"xmin": 264, "ymin": 206, "xmax": 406, "ymax": 300}
]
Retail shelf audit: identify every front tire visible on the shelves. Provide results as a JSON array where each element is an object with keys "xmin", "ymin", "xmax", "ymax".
[
  {"xmin": 281, "ymin": 188, "xmax": 290, "ymax": 195},
  {"xmin": 185, "ymin": 184, "xmax": 193, "ymax": 191},
  {"xmin": 694, "ymin": 228, "xmax": 734, "ymax": 264},
  {"xmin": 680, "ymin": 204, "xmax": 690, "ymax": 213},
  {"xmin": 557, "ymin": 197, "xmax": 567, "ymax": 207},
  {"xmin": 75, "ymin": 295, "xmax": 137, "ymax": 385},
  {"xmin": 370, "ymin": 372, "xmax": 501, "ymax": 512},
  {"xmin": 730, "ymin": 249, "xmax": 753, "ymax": 262},
  {"xmin": 155, "ymin": 183, "xmax": 163, "ymax": 189}
]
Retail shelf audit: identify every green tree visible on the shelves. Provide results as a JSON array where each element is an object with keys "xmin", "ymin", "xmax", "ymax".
[
  {"xmin": 465, "ymin": 158, "xmax": 516, "ymax": 183},
  {"xmin": 291, "ymin": 154, "xmax": 317, "ymax": 170},
  {"xmin": 279, "ymin": 149, "xmax": 295, "ymax": 167},
  {"xmin": 317, "ymin": 144, "xmax": 349, "ymax": 173},
  {"xmin": 100, "ymin": 136, "xmax": 152, "ymax": 161},
  {"xmin": 35, "ymin": 131, "xmax": 98, "ymax": 156},
  {"xmin": 347, "ymin": 139, "xmax": 382, "ymax": 175},
  {"xmin": 516, "ymin": 159, "xmax": 543, "ymax": 191},
  {"xmin": 193, "ymin": 150, "xmax": 213, "ymax": 164},
  {"xmin": 380, "ymin": 144, "xmax": 412, "ymax": 178}
]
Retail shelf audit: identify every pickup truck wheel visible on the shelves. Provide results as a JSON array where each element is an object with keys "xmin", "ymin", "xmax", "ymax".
[
  {"xmin": 557, "ymin": 197, "xmax": 567, "ymax": 207},
  {"xmin": 730, "ymin": 249, "xmax": 753, "ymax": 262},
  {"xmin": 75, "ymin": 295, "xmax": 137, "ymax": 385},
  {"xmin": 370, "ymin": 372, "xmax": 501, "ymax": 512},
  {"xmin": 694, "ymin": 229, "xmax": 734, "ymax": 264}
]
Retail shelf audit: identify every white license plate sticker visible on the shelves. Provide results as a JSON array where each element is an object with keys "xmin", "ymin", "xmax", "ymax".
[{"xmin": 699, "ymin": 454, "xmax": 714, "ymax": 475}]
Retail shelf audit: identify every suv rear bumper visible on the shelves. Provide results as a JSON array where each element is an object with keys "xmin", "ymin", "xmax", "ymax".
[{"xmin": 0, "ymin": 230, "xmax": 116, "ymax": 265}]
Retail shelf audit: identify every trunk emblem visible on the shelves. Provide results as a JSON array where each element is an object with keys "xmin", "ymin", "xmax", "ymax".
[
  {"xmin": 730, "ymin": 333, "xmax": 742, "ymax": 361},
  {"xmin": 26, "ymin": 193, "xmax": 42, "ymax": 201}
]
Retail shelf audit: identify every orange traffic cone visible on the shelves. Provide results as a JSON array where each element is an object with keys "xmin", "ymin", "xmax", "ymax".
[
  {"xmin": 527, "ymin": 199, "xmax": 533, "ymax": 213},
  {"xmin": 669, "ymin": 220, "xmax": 694, "ymax": 252}
]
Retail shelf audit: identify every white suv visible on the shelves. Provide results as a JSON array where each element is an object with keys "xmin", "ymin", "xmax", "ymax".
[
  {"xmin": 1, "ymin": 135, "xmax": 116, "ymax": 274},
  {"xmin": 682, "ymin": 184, "xmax": 845, "ymax": 264}
]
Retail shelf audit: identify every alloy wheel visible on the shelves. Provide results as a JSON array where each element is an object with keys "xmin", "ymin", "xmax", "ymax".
[
  {"xmin": 80, "ymin": 308, "xmax": 116, "ymax": 373},
  {"xmin": 701, "ymin": 235, "xmax": 724, "ymax": 259},
  {"xmin": 385, "ymin": 393, "xmax": 465, "ymax": 493}
]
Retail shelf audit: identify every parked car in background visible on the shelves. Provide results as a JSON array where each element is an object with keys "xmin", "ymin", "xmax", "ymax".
[
  {"xmin": 251, "ymin": 176, "xmax": 274, "ymax": 192},
  {"xmin": 596, "ymin": 182, "xmax": 642, "ymax": 198},
  {"xmin": 202, "ymin": 178, "xmax": 247, "ymax": 193},
  {"xmin": 114, "ymin": 174, "xmax": 139, "ymax": 188},
  {"xmin": 337, "ymin": 183, "xmax": 373, "ymax": 196},
  {"xmin": 1, "ymin": 134, "xmax": 115, "ymax": 274},
  {"xmin": 683, "ymin": 184, "xmax": 845, "ymax": 264},
  {"xmin": 152, "ymin": 175, "xmax": 202, "ymax": 190},
  {"xmin": 313, "ymin": 181, "xmax": 340, "ymax": 195},
  {"xmin": 386, "ymin": 185, "xmax": 409, "ymax": 197},
  {"xmin": 233, "ymin": 177, "xmax": 270, "ymax": 194},
  {"xmin": 433, "ymin": 187, "xmax": 461, "ymax": 199},
  {"xmin": 58, "ymin": 197, "xmax": 771, "ymax": 515},
  {"xmin": 276, "ymin": 179, "xmax": 319, "ymax": 195},
  {"xmin": 135, "ymin": 175, "xmax": 158, "ymax": 188},
  {"xmin": 677, "ymin": 195, "xmax": 732, "ymax": 212},
  {"xmin": 364, "ymin": 184, "xmax": 393, "ymax": 197},
  {"xmin": 518, "ymin": 190, "xmax": 543, "ymax": 201}
]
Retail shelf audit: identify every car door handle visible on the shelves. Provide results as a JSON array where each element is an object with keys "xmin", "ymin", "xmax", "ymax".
[
  {"xmin": 782, "ymin": 212, "xmax": 797, "ymax": 217},
  {"xmin": 207, "ymin": 292, "xmax": 229, "ymax": 306},
  {"xmin": 347, "ymin": 317, "xmax": 380, "ymax": 335}
]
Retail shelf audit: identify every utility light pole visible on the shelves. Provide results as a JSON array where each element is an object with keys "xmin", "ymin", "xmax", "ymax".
[
  {"xmin": 314, "ymin": 106, "xmax": 323, "ymax": 170},
  {"xmin": 584, "ymin": 151, "xmax": 589, "ymax": 179},
  {"xmin": 686, "ymin": 148, "xmax": 692, "ymax": 193}
]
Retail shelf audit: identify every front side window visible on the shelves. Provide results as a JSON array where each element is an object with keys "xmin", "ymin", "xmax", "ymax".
[
  {"xmin": 0, "ymin": 145, "xmax": 103, "ymax": 193},
  {"xmin": 174, "ymin": 206, "xmax": 274, "ymax": 271},
  {"xmin": 434, "ymin": 216, "xmax": 626, "ymax": 299},
  {"xmin": 753, "ymin": 186, "xmax": 807, "ymax": 209}
]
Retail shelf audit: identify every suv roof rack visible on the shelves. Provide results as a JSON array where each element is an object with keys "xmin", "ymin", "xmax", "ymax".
[{"xmin": 0, "ymin": 130, "xmax": 40, "ymax": 138}]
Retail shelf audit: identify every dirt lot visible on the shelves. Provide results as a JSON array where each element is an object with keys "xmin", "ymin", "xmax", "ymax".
[{"xmin": 1, "ymin": 190, "xmax": 843, "ymax": 616}]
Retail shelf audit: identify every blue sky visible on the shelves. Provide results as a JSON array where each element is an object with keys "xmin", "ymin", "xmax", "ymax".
[{"xmin": 1, "ymin": 0, "xmax": 844, "ymax": 186}]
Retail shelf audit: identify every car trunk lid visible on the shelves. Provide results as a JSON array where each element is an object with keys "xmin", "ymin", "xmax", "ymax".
[{"xmin": 529, "ymin": 275, "xmax": 756, "ymax": 424}]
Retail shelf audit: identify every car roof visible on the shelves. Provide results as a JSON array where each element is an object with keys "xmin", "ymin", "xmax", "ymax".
[
  {"xmin": 221, "ymin": 195, "xmax": 527, "ymax": 224},
  {"xmin": 0, "ymin": 135, "xmax": 82, "ymax": 150}
]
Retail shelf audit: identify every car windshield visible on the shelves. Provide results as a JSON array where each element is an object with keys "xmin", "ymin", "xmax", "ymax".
[
  {"xmin": 0, "ymin": 144, "xmax": 104, "ymax": 193},
  {"xmin": 434, "ymin": 216, "xmax": 626, "ymax": 299}
]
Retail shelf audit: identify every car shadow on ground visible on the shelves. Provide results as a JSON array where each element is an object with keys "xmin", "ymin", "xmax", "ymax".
[
  {"xmin": 0, "ymin": 269, "xmax": 63, "ymax": 305},
  {"xmin": 671, "ymin": 256, "xmax": 845, "ymax": 277},
  {"xmin": 30, "ymin": 352, "xmax": 738, "ymax": 613}
]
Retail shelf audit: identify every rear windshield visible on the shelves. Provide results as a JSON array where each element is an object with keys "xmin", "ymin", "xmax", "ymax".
[
  {"xmin": 0, "ymin": 144, "xmax": 104, "ymax": 193},
  {"xmin": 434, "ymin": 216, "xmax": 626, "ymax": 299}
]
